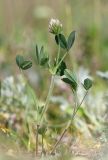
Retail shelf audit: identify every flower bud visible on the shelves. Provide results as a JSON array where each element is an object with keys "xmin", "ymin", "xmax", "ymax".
[{"xmin": 49, "ymin": 18, "xmax": 62, "ymax": 35}]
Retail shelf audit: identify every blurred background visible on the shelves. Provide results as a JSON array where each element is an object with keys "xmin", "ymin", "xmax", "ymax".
[
  {"xmin": 0, "ymin": 0, "xmax": 108, "ymax": 156},
  {"xmin": 0, "ymin": 0, "xmax": 108, "ymax": 77}
]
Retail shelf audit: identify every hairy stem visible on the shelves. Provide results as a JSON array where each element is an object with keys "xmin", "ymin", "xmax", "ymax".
[
  {"xmin": 50, "ymin": 121, "xmax": 70, "ymax": 154},
  {"xmin": 36, "ymin": 124, "xmax": 39, "ymax": 157},
  {"xmin": 50, "ymin": 91, "xmax": 88, "ymax": 154},
  {"xmin": 70, "ymin": 90, "xmax": 88, "ymax": 121},
  {"xmin": 40, "ymin": 75, "xmax": 55, "ymax": 123},
  {"xmin": 41, "ymin": 134, "xmax": 44, "ymax": 154}
]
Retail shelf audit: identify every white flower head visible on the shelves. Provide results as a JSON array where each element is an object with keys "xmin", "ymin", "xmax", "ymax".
[{"xmin": 49, "ymin": 18, "xmax": 63, "ymax": 35}]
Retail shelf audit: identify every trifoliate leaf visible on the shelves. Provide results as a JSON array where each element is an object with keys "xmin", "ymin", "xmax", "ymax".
[{"xmin": 35, "ymin": 45, "xmax": 49, "ymax": 67}]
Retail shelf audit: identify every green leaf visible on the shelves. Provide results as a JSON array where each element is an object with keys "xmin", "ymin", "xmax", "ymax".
[
  {"xmin": 67, "ymin": 31, "xmax": 75, "ymax": 51},
  {"xmin": 40, "ymin": 57, "xmax": 49, "ymax": 66},
  {"xmin": 55, "ymin": 34, "xmax": 67, "ymax": 49},
  {"xmin": 56, "ymin": 60, "xmax": 67, "ymax": 76},
  {"xmin": 63, "ymin": 69, "xmax": 77, "ymax": 91},
  {"xmin": 38, "ymin": 125, "xmax": 47, "ymax": 135},
  {"xmin": 55, "ymin": 35, "xmax": 59, "ymax": 45},
  {"xmin": 20, "ymin": 61, "xmax": 32, "ymax": 70},
  {"xmin": 70, "ymin": 81, "xmax": 77, "ymax": 91},
  {"xmin": 16, "ymin": 55, "xmax": 24, "ymax": 68},
  {"xmin": 16, "ymin": 55, "xmax": 32, "ymax": 70},
  {"xmin": 40, "ymin": 47, "xmax": 49, "ymax": 66},
  {"xmin": 83, "ymin": 78, "xmax": 92, "ymax": 90},
  {"xmin": 62, "ymin": 78, "xmax": 72, "ymax": 85},
  {"xmin": 35, "ymin": 45, "xmax": 49, "ymax": 67},
  {"xmin": 38, "ymin": 105, "xmax": 44, "ymax": 114},
  {"xmin": 40, "ymin": 46, "xmax": 44, "ymax": 59},
  {"xmin": 64, "ymin": 69, "xmax": 77, "ymax": 82},
  {"xmin": 36, "ymin": 45, "xmax": 40, "ymax": 64}
]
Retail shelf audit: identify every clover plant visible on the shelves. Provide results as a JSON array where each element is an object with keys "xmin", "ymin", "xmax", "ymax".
[{"xmin": 16, "ymin": 18, "xmax": 92, "ymax": 156}]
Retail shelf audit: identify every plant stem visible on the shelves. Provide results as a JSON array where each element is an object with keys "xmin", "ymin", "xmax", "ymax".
[
  {"xmin": 79, "ymin": 91, "xmax": 88, "ymax": 108},
  {"xmin": 36, "ymin": 124, "xmax": 39, "ymax": 157},
  {"xmin": 72, "ymin": 91, "xmax": 78, "ymax": 116},
  {"xmin": 55, "ymin": 51, "xmax": 68, "ymax": 71},
  {"xmin": 50, "ymin": 91, "xmax": 88, "ymax": 154},
  {"xmin": 50, "ymin": 121, "xmax": 70, "ymax": 154},
  {"xmin": 41, "ymin": 134, "xmax": 44, "ymax": 154},
  {"xmin": 70, "ymin": 91, "xmax": 88, "ymax": 121},
  {"xmin": 40, "ymin": 75, "xmax": 55, "ymax": 123}
]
